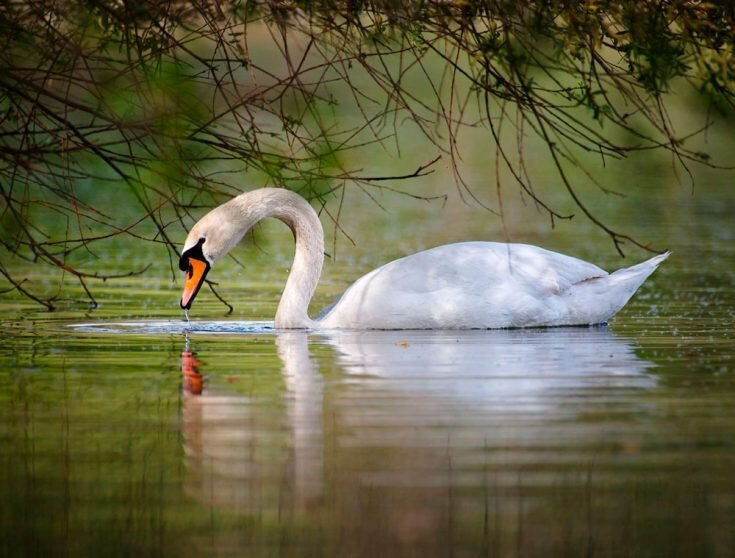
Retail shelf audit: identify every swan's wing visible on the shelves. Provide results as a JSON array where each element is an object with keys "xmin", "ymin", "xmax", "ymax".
[
  {"xmin": 318, "ymin": 242, "xmax": 609, "ymax": 328},
  {"xmin": 478, "ymin": 243, "xmax": 608, "ymax": 295},
  {"xmin": 368, "ymin": 242, "xmax": 607, "ymax": 294}
]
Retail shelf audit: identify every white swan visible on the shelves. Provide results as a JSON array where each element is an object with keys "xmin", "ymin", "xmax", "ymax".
[{"xmin": 179, "ymin": 188, "xmax": 669, "ymax": 329}]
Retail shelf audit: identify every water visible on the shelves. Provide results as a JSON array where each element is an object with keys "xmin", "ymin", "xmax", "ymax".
[
  {"xmin": 2, "ymin": 185, "xmax": 735, "ymax": 556},
  {"xmin": 3, "ymin": 299, "xmax": 735, "ymax": 556}
]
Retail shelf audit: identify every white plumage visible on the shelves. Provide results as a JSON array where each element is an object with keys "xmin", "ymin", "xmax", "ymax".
[
  {"xmin": 318, "ymin": 242, "xmax": 668, "ymax": 329},
  {"xmin": 179, "ymin": 188, "xmax": 669, "ymax": 329}
]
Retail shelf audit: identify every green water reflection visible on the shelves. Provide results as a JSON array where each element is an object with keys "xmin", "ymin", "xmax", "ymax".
[{"xmin": 2, "ymin": 301, "xmax": 735, "ymax": 557}]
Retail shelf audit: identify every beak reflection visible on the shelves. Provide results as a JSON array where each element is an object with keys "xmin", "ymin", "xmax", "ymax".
[{"xmin": 181, "ymin": 344, "xmax": 204, "ymax": 395}]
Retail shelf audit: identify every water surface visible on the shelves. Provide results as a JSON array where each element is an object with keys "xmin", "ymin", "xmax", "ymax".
[{"xmin": 2, "ymin": 184, "xmax": 735, "ymax": 557}]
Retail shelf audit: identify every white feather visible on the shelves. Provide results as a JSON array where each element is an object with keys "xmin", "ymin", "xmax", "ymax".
[
  {"xmin": 318, "ymin": 243, "xmax": 668, "ymax": 329},
  {"xmin": 182, "ymin": 188, "xmax": 669, "ymax": 329}
]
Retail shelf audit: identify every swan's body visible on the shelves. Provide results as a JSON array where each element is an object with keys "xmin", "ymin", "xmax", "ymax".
[{"xmin": 179, "ymin": 188, "xmax": 668, "ymax": 330}]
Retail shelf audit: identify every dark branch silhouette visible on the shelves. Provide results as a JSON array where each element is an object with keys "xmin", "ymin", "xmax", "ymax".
[{"xmin": 1, "ymin": 1, "xmax": 733, "ymax": 309}]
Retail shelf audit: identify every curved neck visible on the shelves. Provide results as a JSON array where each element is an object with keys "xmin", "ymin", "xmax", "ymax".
[{"xmin": 231, "ymin": 189, "xmax": 324, "ymax": 328}]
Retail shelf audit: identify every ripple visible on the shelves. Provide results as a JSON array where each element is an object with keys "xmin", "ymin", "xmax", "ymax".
[{"xmin": 68, "ymin": 320, "xmax": 275, "ymax": 335}]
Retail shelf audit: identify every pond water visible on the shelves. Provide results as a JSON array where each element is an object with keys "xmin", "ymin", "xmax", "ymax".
[{"xmin": 2, "ymin": 178, "xmax": 735, "ymax": 557}]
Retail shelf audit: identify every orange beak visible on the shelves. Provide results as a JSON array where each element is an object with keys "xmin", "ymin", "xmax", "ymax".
[{"xmin": 180, "ymin": 257, "xmax": 210, "ymax": 310}]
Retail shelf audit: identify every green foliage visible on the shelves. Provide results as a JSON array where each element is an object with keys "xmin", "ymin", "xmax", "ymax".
[{"xmin": 0, "ymin": 0, "xmax": 734, "ymax": 308}]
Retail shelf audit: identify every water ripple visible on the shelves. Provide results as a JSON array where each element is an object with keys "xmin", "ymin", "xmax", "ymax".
[{"xmin": 68, "ymin": 320, "xmax": 275, "ymax": 335}]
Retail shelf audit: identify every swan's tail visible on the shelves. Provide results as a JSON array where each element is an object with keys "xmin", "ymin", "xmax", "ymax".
[
  {"xmin": 568, "ymin": 251, "xmax": 669, "ymax": 326},
  {"xmin": 611, "ymin": 251, "xmax": 670, "ymax": 283},
  {"xmin": 605, "ymin": 250, "xmax": 670, "ymax": 314}
]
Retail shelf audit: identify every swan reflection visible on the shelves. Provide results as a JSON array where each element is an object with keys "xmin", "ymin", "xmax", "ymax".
[
  {"xmin": 324, "ymin": 328, "xmax": 655, "ymax": 405},
  {"xmin": 181, "ymin": 332, "xmax": 324, "ymax": 513},
  {"xmin": 180, "ymin": 327, "xmax": 655, "ymax": 538}
]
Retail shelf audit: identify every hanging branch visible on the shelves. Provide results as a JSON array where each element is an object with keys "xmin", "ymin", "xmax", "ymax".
[{"xmin": 0, "ymin": 1, "xmax": 733, "ymax": 309}]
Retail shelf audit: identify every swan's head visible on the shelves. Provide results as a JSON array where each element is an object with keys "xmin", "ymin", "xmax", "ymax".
[
  {"xmin": 179, "ymin": 236, "xmax": 211, "ymax": 310},
  {"xmin": 178, "ymin": 200, "xmax": 253, "ymax": 310}
]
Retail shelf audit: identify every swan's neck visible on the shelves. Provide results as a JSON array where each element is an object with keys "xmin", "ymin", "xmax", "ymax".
[{"xmin": 232, "ymin": 189, "xmax": 324, "ymax": 329}]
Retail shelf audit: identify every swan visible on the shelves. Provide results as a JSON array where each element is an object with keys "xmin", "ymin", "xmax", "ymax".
[{"xmin": 179, "ymin": 188, "xmax": 669, "ymax": 329}]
